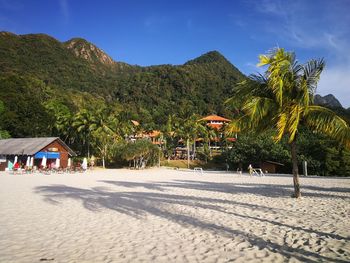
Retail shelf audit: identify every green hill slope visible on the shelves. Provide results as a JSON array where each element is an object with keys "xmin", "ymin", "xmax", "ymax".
[{"xmin": 0, "ymin": 31, "xmax": 245, "ymax": 137}]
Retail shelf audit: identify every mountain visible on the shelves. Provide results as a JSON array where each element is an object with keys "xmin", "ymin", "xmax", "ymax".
[
  {"xmin": 64, "ymin": 38, "xmax": 116, "ymax": 65},
  {"xmin": 0, "ymin": 32, "xmax": 245, "ymax": 137},
  {"xmin": 314, "ymin": 94, "xmax": 343, "ymax": 109}
]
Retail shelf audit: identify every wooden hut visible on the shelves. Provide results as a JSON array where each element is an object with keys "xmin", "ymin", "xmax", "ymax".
[
  {"xmin": 260, "ymin": 160, "xmax": 284, "ymax": 173},
  {"xmin": 0, "ymin": 137, "xmax": 76, "ymax": 171}
]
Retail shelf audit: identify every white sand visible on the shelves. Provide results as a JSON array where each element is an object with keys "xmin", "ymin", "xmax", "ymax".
[{"xmin": 0, "ymin": 168, "xmax": 349, "ymax": 262}]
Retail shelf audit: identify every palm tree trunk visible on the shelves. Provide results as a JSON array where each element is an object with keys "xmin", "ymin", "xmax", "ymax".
[
  {"xmin": 187, "ymin": 138, "xmax": 190, "ymax": 169},
  {"xmin": 209, "ymin": 140, "xmax": 212, "ymax": 157},
  {"xmin": 193, "ymin": 137, "xmax": 196, "ymax": 159},
  {"xmin": 291, "ymin": 140, "xmax": 301, "ymax": 198}
]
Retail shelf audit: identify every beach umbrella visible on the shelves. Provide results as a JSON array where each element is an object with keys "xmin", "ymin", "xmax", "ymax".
[
  {"xmin": 8, "ymin": 161, "xmax": 13, "ymax": 171},
  {"xmin": 82, "ymin": 158, "xmax": 88, "ymax": 170},
  {"xmin": 14, "ymin": 156, "xmax": 18, "ymax": 165},
  {"xmin": 26, "ymin": 156, "xmax": 30, "ymax": 167},
  {"xmin": 41, "ymin": 156, "xmax": 47, "ymax": 168},
  {"xmin": 30, "ymin": 157, "xmax": 34, "ymax": 168},
  {"xmin": 67, "ymin": 158, "xmax": 71, "ymax": 168},
  {"xmin": 55, "ymin": 158, "xmax": 60, "ymax": 168}
]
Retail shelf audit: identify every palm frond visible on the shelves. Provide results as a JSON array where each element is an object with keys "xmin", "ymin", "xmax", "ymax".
[
  {"xmin": 242, "ymin": 96, "xmax": 275, "ymax": 125},
  {"xmin": 303, "ymin": 59, "xmax": 325, "ymax": 94},
  {"xmin": 226, "ymin": 119, "xmax": 241, "ymax": 135},
  {"xmin": 275, "ymin": 112, "xmax": 287, "ymax": 142},
  {"xmin": 306, "ymin": 105, "xmax": 350, "ymax": 148},
  {"xmin": 287, "ymin": 104, "xmax": 302, "ymax": 142},
  {"xmin": 225, "ymin": 73, "xmax": 270, "ymax": 107}
]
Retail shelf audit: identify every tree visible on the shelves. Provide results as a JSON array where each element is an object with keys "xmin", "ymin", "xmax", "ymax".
[
  {"xmin": 177, "ymin": 114, "xmax": 206, "ymax": 168},
  {"xmin": 225, "ymin": 131, "xmax": 290, "ymax": 171},
  {"xmin": 89, "ymin": 107, "xmax": 122, "ymax": 168},
  {"xmin": 119, "ymin": 140, "xmax": 161, "ymax": 169},
  {"xmin": 227, "ymin": 48, "xmax": 350, "ymax": 198},
  {"xmin": 44, "ymin": 100, "xmax": 74, "ymax": 142},
  {"xmin": 0, "ymin": 100, "xmax": 11, "ymax": 139},
  {"xmin": 72, "ymin": 109, "xmax": 94, "ymax": 157}
]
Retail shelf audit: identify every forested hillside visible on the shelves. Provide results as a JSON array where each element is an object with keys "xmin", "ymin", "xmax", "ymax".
[
  {"xmin": 0, "ymin": 31, "xmax": 244, "ymax": 137},
  {"xmin": 1, "ymin": 31, "xmax": 349, "ymax": 176}
]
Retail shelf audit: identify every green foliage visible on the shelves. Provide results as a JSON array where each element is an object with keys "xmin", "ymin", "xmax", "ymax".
[
  {"xmin": 0, "ymin": 75, "xmax": 53, "ymax": 137},
  {"xmin": 117, "ymin": 140, "xmax": 161, "ymax": 168},
  {"xmin": 0, "ymin": 99, "xmax": 10, "ymax": 138},
  {"xmin": 225, "ymin": 131, "xmax": 290, "ymax": 170},
  {"xmin": 297, "ymin": 128, "xmax": 350, "ymax": 176}
]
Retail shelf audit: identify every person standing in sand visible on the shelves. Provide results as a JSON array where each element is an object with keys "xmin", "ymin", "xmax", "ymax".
[
  {"xmin": 90, "ymin": 155, "xmax": 95, "ymax": 170},
  {"xmin": 248, "ymin": 164, "xmax": 253, "ymax": 176}
]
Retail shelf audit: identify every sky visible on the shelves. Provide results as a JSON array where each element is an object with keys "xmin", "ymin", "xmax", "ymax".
[{"xmin": 1, "ymin": 0, "xmax": 350, "ymax": 107}]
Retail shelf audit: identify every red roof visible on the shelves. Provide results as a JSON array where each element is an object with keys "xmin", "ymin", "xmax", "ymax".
[{"xmin": 200, "ymin": 115, "xmax": 231, "ymax": 122}]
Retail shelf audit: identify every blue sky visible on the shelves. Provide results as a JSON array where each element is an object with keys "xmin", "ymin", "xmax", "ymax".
[{"xmin": 1, "ymin": 0, "xmax": 350, "ymax": 107}]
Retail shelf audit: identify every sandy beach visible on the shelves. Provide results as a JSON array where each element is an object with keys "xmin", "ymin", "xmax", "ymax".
[{"xmin": 0, "ymin": 168, "xmax": 349, "ymax": 262}]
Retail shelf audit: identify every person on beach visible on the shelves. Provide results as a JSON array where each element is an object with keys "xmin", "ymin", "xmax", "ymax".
[
  {"xmin": 90, "ymin": 156, "xmax": 95, "ymax": 170},
  {"xmin": 14, "ymin": 161, "xmax": 20, "ymax": 171},
  {"xmin": 248, "ymin": 164, "xmax": 253, "ymax": 176}
]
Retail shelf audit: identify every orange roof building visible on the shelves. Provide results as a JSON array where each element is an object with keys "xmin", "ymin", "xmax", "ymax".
[{"xmin": 200, "ymin": 114, "xmax": 231, "ymax": 130}]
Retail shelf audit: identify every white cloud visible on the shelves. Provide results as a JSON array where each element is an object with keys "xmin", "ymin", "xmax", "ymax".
[
  {"xmin": 250, "ymin": 0, "xmax": 350, "ymax": 108},
  {"xmin": 59, "ymin": 0, "xmax": 69, "ymax": 24}
]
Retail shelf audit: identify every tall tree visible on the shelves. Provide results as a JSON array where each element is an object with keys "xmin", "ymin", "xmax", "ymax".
[
  {"xmin": 0, "ymin": 100, "xmax": 10, "ymax": 139},
  {"xmin": 227, "ymin": 48, "xmax": 350, "ymax": 198},
  {"xmin": 177, "ymin": 114, "xmax": 206, "ymax": 168},
  {"xmin": 72, "ymin": 109, "xmax": 94, "ymax": 157}
]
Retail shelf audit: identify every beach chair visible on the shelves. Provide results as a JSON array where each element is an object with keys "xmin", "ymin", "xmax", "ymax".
[
  {"xmin": 252, "ymin": 168, "xmax": 265, "ymax": 177},
  {"xmin": 194, "ymin": 167, "xmax": 203, "ymax": 175}
]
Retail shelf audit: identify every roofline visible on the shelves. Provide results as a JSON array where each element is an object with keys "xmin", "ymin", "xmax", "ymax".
[
  {"xmin": 0, "ymin": 137, "xmax": 77, "ymax": 156},
  {"xmin": 200, "ymin": 114, "xmax": 231, "ymax": 122},
  {"xmin": 40, "ymin": 137, "xmax": 77, "ymax": 157}
]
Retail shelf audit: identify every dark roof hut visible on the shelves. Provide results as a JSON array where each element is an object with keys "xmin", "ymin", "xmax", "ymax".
[{"xmin": 0, "ymin": 137, "xmax": 76, "ymax": 171}]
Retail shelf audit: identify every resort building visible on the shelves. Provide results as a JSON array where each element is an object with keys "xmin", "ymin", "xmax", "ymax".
[
  {"xmin": 200, "ymin": 114, "xmax": 231, "ymax": 130},
  {"xmin": 0, "ymin": 137, "xmax": 76, "ymax": 171},
  {"xmin": 200, "ymin": 114, "xmax": 236, "ymax": 148}
]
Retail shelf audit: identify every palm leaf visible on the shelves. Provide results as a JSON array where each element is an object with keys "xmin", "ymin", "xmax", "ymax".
[{"xmin": 306, "ymin": 105, "xmax": 350, "ymax": 147}]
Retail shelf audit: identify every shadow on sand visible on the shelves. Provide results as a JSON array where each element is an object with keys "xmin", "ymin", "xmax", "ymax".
[{"xmin": 35, "ymin": 179, "xmax": 349, "ymax": 262}]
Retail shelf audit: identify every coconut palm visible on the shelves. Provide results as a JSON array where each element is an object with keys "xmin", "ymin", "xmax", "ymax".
[
  {"xmin": 227, "ymin": 48, "xmax": 350, "ymax": 198},
  {"xmin": 89, "ymin": 107, "xmax": 120, "ymax": 168},
  {"xmin": 72, "ymin": 109, "xmax": 94, "ymax": 157},
  {"xmin": 177, "ymin": 114, "xmax": 207, "ymax": 168}
]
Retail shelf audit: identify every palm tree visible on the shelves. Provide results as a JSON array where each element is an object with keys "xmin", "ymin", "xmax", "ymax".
[
  {"xmin": 161, "ymin": 114, "xmax": 178, "ymax": 159},
  {"xmin": 227, "ymin": 48, "xmax": 350, "ymax": 198},
  {"xmin": 72, "ymin": 109, "xmax": 94, "ymax": 158},
  {"xmin": 177, "ymin": 114, "xmax": 207, "ymax": 168}
]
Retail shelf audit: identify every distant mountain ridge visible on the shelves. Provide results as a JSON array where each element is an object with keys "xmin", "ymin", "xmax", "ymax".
[{"xmin": 314, "ymin": 94, "xmax": 343, "ymax": 109}]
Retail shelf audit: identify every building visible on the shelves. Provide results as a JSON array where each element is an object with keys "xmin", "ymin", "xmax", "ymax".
[
  {"xmin": 199, "ymin": 114, "xmax": 235, "ymax": 148},
  {"xmin": 200, "ymin": 114, "xmax": 231, "ymax": 130},
  {"xmin": 260, "ymin": 161, "xmax": 285, "ymax": 173},
  {"xmin": 0, "ymin": 137, "xmax": 76, "ymax": 171}
]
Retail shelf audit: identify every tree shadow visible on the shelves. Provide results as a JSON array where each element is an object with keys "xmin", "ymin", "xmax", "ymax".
[
  {"xmin": 100, "ymin": 180, "xmax": 350, "ymax": 241},
  {"xmin": 167, "ymin": 179, "xmax": 350, "ymax": 199},
  {"xmin": 35, "ymin": 182, "xmax": 349, "ymax": 262}
]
